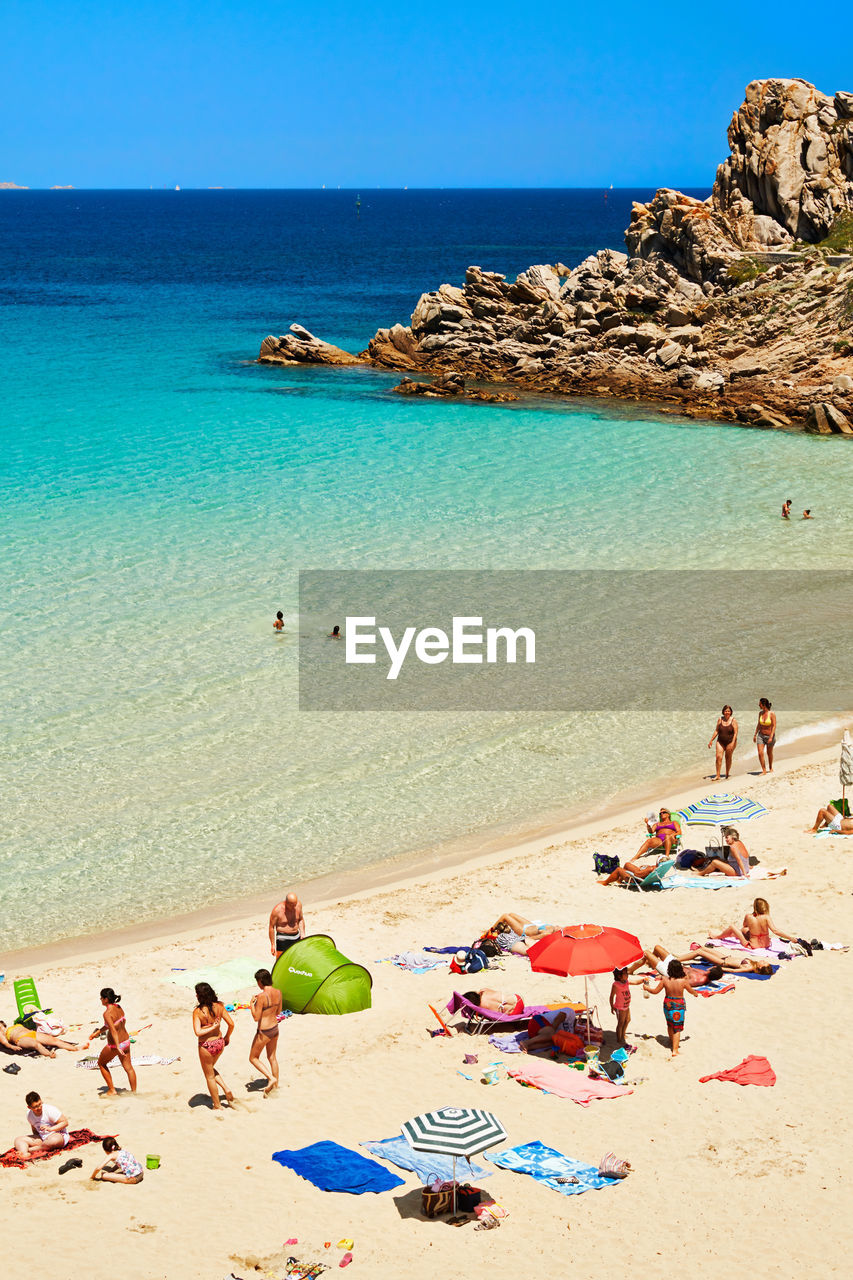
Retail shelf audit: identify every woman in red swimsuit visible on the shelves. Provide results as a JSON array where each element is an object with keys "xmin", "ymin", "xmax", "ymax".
[
  {"xmin": 720, "ymin": 898, "xmax": 798, "ymax": 950},
  {"xmin": 193, "ymin": 982, "xmax": 235, "ymax": 1110}
]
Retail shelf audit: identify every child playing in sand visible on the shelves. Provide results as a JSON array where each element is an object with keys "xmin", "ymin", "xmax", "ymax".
[
  {"xmin": 643, "ymin": 962, "xmax": 699, "ymax": 1057},
  {"xmin": 609, "ymin": 967, "xmax": 644, "ymax": 1047}
]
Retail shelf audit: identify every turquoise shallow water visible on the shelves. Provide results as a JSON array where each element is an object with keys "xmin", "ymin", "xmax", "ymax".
[{"xmin": 2, "ymin": 191, "xmax": 852, "ymax": 951}]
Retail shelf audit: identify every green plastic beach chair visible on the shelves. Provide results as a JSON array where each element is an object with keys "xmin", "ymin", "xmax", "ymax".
[{"xmin": 13, "ymin": 977, "xmax": 48, "ymax": 1025}]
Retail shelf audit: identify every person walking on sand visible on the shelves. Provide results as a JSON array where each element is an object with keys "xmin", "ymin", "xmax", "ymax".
[
  {"xmin": 14, "ymin": 1092, "xmax": 69, "ymax": 1160},
  {"xmin": 249, "ymin": 968, "xmax": 282, "ymax": 1096},
  {"xmin": 782, "ymin": 499, "xmax": 792, "ymax": 519},
  {"xmin": 643, "ymin": 962, "xmax": 698, "ymax": 1058},
  {"xmin": 90, "ymin": 988, "xmax": 137, "ymax": 1095},
  {"xmin": 754, "ymin": 698, "xmax": 777, "ymax": 774},
  {"xmin": 708, "ymin": 705, "xmax": 738, "ymax": 780},
  {"xmin": 192, "ymin": 982, "xmax": 235, "ymax": 1111},
  {"xmin": 269, "ymin": 891, "xmax": 306, "ymax": 957},
  {"xmin": 610, "ymin": 967, "xmax": 644, "ymax": 1048}
]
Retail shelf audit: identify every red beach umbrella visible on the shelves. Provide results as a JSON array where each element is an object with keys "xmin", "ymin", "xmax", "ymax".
[{"xmin": 527, "ymin": 924, "xmax": 643, "ymax": 1041}]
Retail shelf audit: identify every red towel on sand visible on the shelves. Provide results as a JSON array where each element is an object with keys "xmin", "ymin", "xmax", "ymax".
[
  {"xmin": 0, "ymin": 1128, "xmax": 105, "ymax": 1169},
  {"xmin": 699, "ymin": 1055, "xmax": 776, "ymax": 1087}
]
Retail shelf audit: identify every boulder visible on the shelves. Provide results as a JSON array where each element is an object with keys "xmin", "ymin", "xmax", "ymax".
[
  {"xmin": 258, "ymin": 328, "xmax": 362, "ymax": 366},
  {"xmin": 657, "ymin": 340, "xmax": 683, "ymax": 368}
]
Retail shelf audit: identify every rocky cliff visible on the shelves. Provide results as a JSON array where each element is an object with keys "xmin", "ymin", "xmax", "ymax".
[{"xmin": 259, "ymin": 79, "xmax": 853, "ymax": 433}]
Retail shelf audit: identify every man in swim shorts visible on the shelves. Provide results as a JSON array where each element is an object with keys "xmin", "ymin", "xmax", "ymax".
[
  {"xmin": 805, "ymin": 803, "xmax": 853, "ymax": 835},
  {"xmin": 269, "ymin": 891, "xmax": 306, "ymax": 957}
]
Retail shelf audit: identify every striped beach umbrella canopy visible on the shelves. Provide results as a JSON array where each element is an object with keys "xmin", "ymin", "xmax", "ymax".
[
  {"xmin": 402, "ymin": 1107, "xmax": 506, "ymax": 1214},
  {"xmin": 676, "ymin": 794, "xmax": 767, "ymax": 825}
]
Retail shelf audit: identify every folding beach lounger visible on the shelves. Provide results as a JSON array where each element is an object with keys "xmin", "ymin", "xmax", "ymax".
[
  {"xmin": 624, "ymin": 857, "xmax": 676, "ymax": 892},
  {"xmin": 445, "ymin": 991, "xmax": 580, "ymax": 1036},
  {"xmin": 14, "ymin": 977, "xmax": 49, "ymax": 1023}
]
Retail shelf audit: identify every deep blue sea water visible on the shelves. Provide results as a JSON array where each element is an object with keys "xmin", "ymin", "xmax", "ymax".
[{"xmin": 2, "ymin": 190, "xmax": 852, "ymax": 950}]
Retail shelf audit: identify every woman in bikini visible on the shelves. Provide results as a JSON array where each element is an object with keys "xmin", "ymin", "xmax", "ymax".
[
  {"xmin": 91, "ymin": 988, "xmax": 137, "ymax": 1094},
  {"xmin": 754, "ymin": 698, "xmax": 777, "ymax": 774},
  {"xmin": 0, "ymin": 1020, "xmax": 59, "ymax": 1057},
  {"xmin": 193, "ymin": 982, "xmax": 235, "ymax": 1110},
  {"xmin": 486, "ymin": 913, "xmax": 556, "ymax": 954},
  {"xmin": 719, "ymin": 897, "xmax": 798, "ymax": 950},
  {"xmin": 708, "ymin": 705, "xmax": 738, "ymax": 780},
  {"xmin": 635, "ymin": 808, "xmax": 681, "ymax": 859},
  {"xmin": 249, "ymin": 968, "xmax": 282, "ymax": 1096}
]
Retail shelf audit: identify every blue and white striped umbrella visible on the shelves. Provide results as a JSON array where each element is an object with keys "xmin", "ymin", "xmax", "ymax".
[{"xmin": 676, "ymin": 794, "xmax": 767, "ymax": 825}]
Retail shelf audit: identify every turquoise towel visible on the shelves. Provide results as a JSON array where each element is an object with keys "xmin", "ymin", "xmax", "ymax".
[{"xmin": 489, "ymin": 1140, "xmax": 616, "ymax": 1196}]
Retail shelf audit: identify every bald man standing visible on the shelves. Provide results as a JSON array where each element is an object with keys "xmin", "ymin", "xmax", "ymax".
[{"xmin": 269, "ymin": 892, "xmax": 306, "ymax": 958}]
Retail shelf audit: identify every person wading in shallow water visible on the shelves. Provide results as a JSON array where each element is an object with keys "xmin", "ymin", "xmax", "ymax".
[{"xmin": 268, "ymin": 891, "xmax": 306, "ymax": 957}]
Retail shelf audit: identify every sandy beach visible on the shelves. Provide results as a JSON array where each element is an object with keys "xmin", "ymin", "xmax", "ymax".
[{"xmin": 2, "ymin": 736, "xmax": 851, "ymax": 1279}]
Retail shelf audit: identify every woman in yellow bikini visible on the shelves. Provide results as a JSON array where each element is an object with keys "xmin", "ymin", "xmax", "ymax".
[
  {"xmin": 91, "ymin": 987, "xmax": 137, "ymax": 1095},
  {"xmin": 754, "ymin": 698, "xmax": 777, "ymax": 773}
]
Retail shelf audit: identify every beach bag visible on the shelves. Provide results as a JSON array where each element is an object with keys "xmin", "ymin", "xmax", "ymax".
[
  {"xmin": 676, "ymin": 849, "xmax": 704, "ymax": 870},
  {"xmin": 831, "ymin": 798, "xmax": 850, "ymax": 817},
  {"xmin": 421, "ymin": 1182, "xmax": 454, "ymax": 1217},
  {"xmin": 593, "ymin": 853, "xmax": 619, "ymax": 876},
  {"xmin": 456, "ymin": 1184, "xmax": 482, "ymax": 1212},
  {"xmin": 599, "ymin": 1152, "xmax": 632, "ymax": 1179}
]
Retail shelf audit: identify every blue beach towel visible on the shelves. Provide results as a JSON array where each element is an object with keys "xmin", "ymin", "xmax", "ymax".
[
  {"xmin": 662, "ymin": 872, "xmax": 742, "ymax": 890},
  {"xmin": 272, "ymin": 1141, "xmax": 404, "ymax": 1194},
  {"xmin": 489, "ymin": 1140, "xmax": 616, "ymax": 1196},
  {"xmin": 360, "ymin": 1135, "xmax": 491, "ymax": 1183}
]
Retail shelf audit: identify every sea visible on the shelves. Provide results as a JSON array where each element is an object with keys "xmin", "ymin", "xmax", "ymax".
[{"xmin": 2, "ymin": 189, "xmax": 852, "ymax": 952}]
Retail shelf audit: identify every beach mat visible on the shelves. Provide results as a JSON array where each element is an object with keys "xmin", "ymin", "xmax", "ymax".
[
  {"xmin": 167, "ymin": 956, "xmax": 262, "ymax": 994},
  {"xmin": 361, "ymin": 1135, "xmax": 491, "ymax": 1182},
  {"xmin": 489, "ymin": 1140, "xmax": 616, "ymax": 1196},
  {"xmin": 1, "ymin": 1129, "xmax": 105, "ymax": 1169},
  {"xmin": 506, "ymin": 1058, "xmax": 632, "ymax": 1105},
  {"xmin": 272, "ymin": 1141, "xmax": 404, "ymax": 1194}
]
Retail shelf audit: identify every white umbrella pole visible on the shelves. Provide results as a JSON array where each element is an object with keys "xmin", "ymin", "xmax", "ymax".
[{"xmin": 452, "ymin": 1155, "xmax": 457, "ymax": 1215}]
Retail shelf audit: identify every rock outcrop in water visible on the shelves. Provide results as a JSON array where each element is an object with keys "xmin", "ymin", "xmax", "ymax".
[{"xmin": 258, "ymin": 79, "xmax": 853, "ymax": 432}]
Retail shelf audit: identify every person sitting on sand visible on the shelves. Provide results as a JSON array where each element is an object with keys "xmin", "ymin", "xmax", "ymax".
[
  {"xmin": 14, "ymin": 1091, "xmax": 69, "ymax": 1160},
  {"xmin": 461, "ymin": 988, "xmax": 525, "ymax": 1016},
  {"xmin": 805, "ymin": 802, "xmax": 853, "ymax": 835},
  {"xmin": 269, "ymin": 891, "xmax": 306, "ymax": 957},
  {"xmin": 718, "ymin": 897, "xmax": 798, "ymax": 950},
  {"xmin": 193, "ymin": 982, "xmax": 235, "ymax": 1111},
  {"xmin": 90, "ymin": 1136, "xmax": 144, "ymax": 1184},
  {"xmin": 598, "ymin": 854, "xmax": 670, "ymax": 887},
  {"xmin": 521, "ymin": 1009, "xmax": 585, "ymax": 1057},
  {"xmin": 643, "ymin": 963, "xmax": 698, "ymax": 1057},
  {"xmin": 486, "ymin": 913, "xmax": 557, "ymax": 954},
  {"xmin": 249, "ymin": 968, "xmax": 282, "ymax": 1096},
  {"xmin": 692, "ymin": 827, "xmax": 751, "ymax": 878},
  {"xmin": 635, "ymin": 808, "xmax": 682, "ymax": 859}
]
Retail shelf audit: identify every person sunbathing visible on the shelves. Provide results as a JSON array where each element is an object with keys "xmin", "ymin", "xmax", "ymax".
[
  {"xmin": 718, "ymin": 897, "xmax": 798, "ymax": 950},
  {"xmin": 460, "ymin": 988, "xmax": 525, "ymax": 1016},
  {"xmin": 692, "ymin": 827, "xmax": 751, "ymax": 878},
  {"xmin": 805, "ymin": 803, "xmax": 853, "ymax": 834},
  {"xmin": 598, "ymin": 855, "xmax": 669, "ymax": 887},
  {"xmin": 634, "ymin": 808, "xmax": 681, "ymax": 859},
  {"xmin": 634, "ymin": 944, "xmax": 771, "ymax": 983},
  {"xmin": 521, "ymin": 1010, "xmax": 584, "ymax": 1057},
  {"xmin": 1, "ymin": 1021, "xmax": 58, "ymax": 1058},
  {"xmin": 486, "ymin": 913, "xmax": 556, "ymax": 954}
]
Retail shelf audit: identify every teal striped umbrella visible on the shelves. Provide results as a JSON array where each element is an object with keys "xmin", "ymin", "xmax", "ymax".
[{"xmin": 676, "ymin": 794, "xmax": 767, "ymax": 825}]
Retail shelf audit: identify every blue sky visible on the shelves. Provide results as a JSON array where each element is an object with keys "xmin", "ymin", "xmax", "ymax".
[{"xmin": 2, "ymin": 1, "xmax": 849, "ymax": 188}]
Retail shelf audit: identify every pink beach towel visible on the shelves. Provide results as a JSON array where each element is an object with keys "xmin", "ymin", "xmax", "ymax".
[
  {"xmin": 506, "ymin": 1058, "xmax": 632, "ymax": 1105},
  {"xmin": 699, "ymin": 1055, "xmax": 776, "ymax": 1087}
]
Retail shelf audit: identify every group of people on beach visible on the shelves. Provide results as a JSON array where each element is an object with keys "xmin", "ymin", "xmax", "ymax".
[{"xmin": 706, "ymin": 697, "xmax": 777, "ymax": 780}]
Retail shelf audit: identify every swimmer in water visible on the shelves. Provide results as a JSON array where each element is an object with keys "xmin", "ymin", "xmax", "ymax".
[
  {"xmin": 329, "ymin": 625, "xmax": 341, "ymax": 638},
  {"xmin": 803, "ymin": 509, "xmax": 813, "ymax": 519},
  {"xmin": 781, "ymin": 499, "xmax": 792, "ymax": 520},
  {"xmin": 273, "ymin": 612, "xmax": 284, "ymax": 632}
]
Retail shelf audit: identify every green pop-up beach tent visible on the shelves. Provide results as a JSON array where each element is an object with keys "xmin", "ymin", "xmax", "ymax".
[{"xmin": 271, "ymin": 935, "xmax": 372, "ymax": 1015}]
